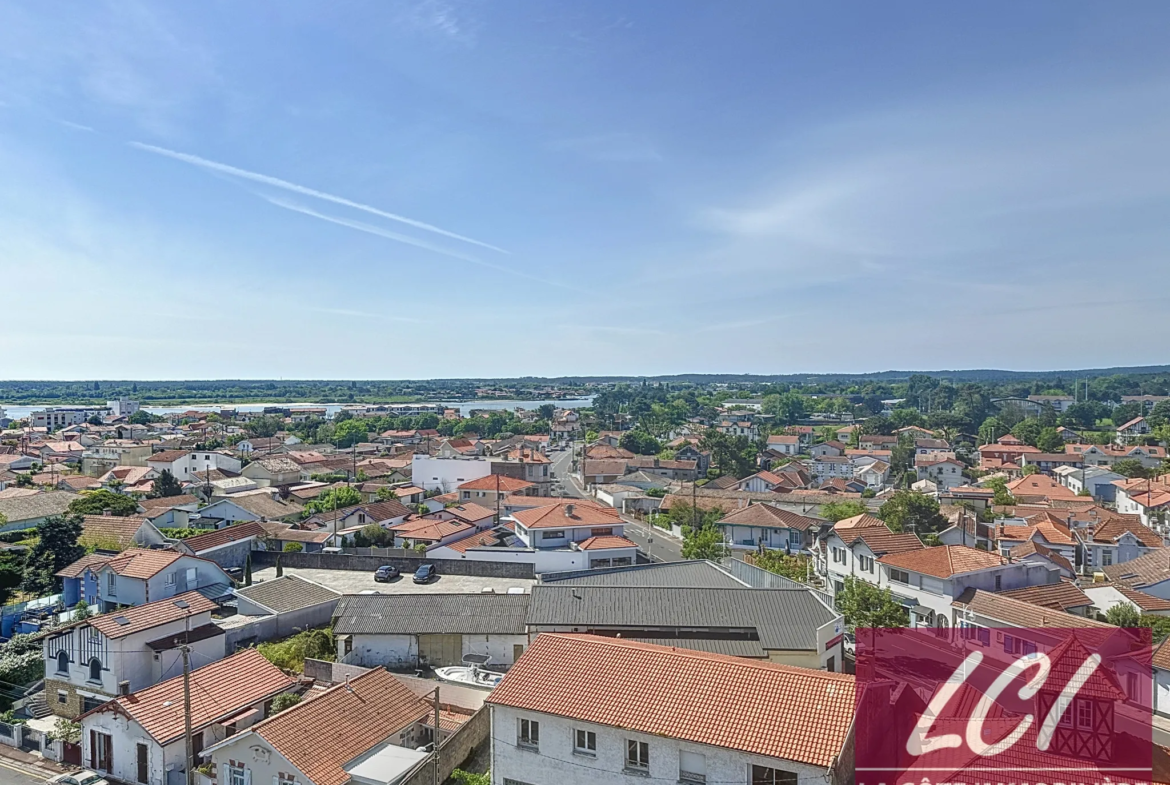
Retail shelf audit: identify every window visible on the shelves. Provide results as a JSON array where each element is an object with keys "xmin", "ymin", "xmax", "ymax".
[
  {"xmin": 1076, "ymin": 699, "xmax": 1093, "ymax": 730},
  {"xmin": 542, "ymin": 530, "xmax": 565, "ymax": 539},
  {"xmin": 788, "ymin": 529, "xmax": 802, "ymax": 547},
  {"xmin": 752, "ymin": 766, "xmax": 798, "ymax": 785},
  {"xmin": 994, "ymin": 575, "xmax": 1002, "ymax": 591},
  {"xmin": 1127, "ymin": 672, "xmax": 1139, "ymax": 698},
  {"xmin": 57, "ymin": 690, "xmax": 67, "ymax": 704},
  {"xmin": 106, "ymin": 573, "xmax": 117, "ymax": 596},
  {"xmin": 1102, "ymin": 551, "xmax": 1113, "ymax": 566},
  {"xmin": 517, "ymin": 718, "xmax": 539, "ymax": 749},
  {"xmin": 56, "ymin": 650, "xmax": 69, "ymax": 674},
  {"xmin": 165, "ymin": 571, "xmax": 177, "ymax": 587},
  {"xmin": 88, "ymin": 658, "xmax": 102, "ymax": 682},
  {"xmin": 858, "ymin": 555, "xmax": 873, "ymax": 573},
  {"xmin": 626, "ymin": 740, "xmax": 650, "ymax": 772},
  {"xmin": 573, "ymin": 729, "xmax": 596, "ymax": 756},
  {"xmin": 186, "ymin": 567, "xmax": 197, "ymax": 584},
  {"xmin": 679, "ymin": 751, "xmax": 706, "ymax": 783},
  {"xmin": 590, "ymin": 528, "xmax": 614, "ymax": 537},
  {"xmin": 889, "ymin": 568, "xmax": 910, "ymax": 584}
]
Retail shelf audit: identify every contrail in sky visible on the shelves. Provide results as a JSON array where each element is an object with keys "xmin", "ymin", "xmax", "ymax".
[{"xmin": 129, "ymin": 141, "xmax": 508, "ymax": 253}]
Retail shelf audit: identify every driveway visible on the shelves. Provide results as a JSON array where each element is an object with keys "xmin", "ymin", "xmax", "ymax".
[{"xmin": 250, "ymin": 565, "xmax": 535, "ymax": 595}]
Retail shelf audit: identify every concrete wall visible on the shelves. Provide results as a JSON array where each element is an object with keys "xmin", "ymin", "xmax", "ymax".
[
  {"xmin": 249, "ymin": 549, "xmax": 535, "ymax": 579},
  {"xmin": 400, "ymin": 707, "xmax": 490, "ymax": 785},
  {"xmin": 191, "ymin": 539, "xmax": 254, "ymax": 570},
  {"xmin": 223, "ymin": 602, "xmax": 339, "ymax": 650},
  {"xmin": 412, "ymin": 456, "xmax": 492, "ymax": 493},
  {"xmin": 425, "ymin": 545, "xmax": 592, "ymax": 574}
]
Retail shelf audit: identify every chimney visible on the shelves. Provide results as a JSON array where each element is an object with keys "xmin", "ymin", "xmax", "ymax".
[
  {"xmin": 118, "ymin": 680, "xmax": 131, "ymax": 695},
  {"xmin": 102, "ymin": 509, "xmax": 112, "ymax": 517},
  {"xmin": 564, "ymin": 504, "xmax": 575, "ymax": 517}
]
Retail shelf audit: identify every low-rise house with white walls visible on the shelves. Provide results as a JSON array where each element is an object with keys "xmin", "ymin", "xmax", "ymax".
[
  {"xmin": 333, "ymin": 592, "xmax": 531, "ymax": 669},
  {"xmin": 876, "ymin": 545, "xmax": 1059, "ymax": 628},
  {"xmin": 1116, "ymin": 415, "xmax": 1152, "ymax": 445},
  {"xmin": 0, "ymin": 490, "xmax": 79, "ymax": 532},
  {"xmin": 737, "ymin": 470, "xmax": 791, "ymax": 493},
  {"xmin": 1008, "ymin": 540, "xmax": 1077, "ymax": 580},
  {"xmin": 1113, "ymin": 477, "xmax": 1170, "ymax": 531},
  {"xmin": 854, "ymin": 459, "xmax": 890, "ymax": 489},
  {"xmin": 821, "ymin": 525, "xmax": 923, "ymax": 597},
  {"xmin": 42, "ymin": 590, "xmax": 224, "ymax": 718},
  {"xmin": 92, "ymin": 548, "xmax": 233, "ymax": 612},
  {"xmin": 1076, "ymin": 515, "xmax": 1163, "ymax": 572},
  {"xmin": 146, "ymin": 450, "xmax": 242, "ymax": 482},
  {"xmin": 174, "ymin": 520, "xmax": 269, "ymax": 569},
  {"xmin": 457, "ymin": 474, "xmax": 536, "ymax": 502},
  {"xmin": 951, "ymin": 588, "xmax": 1116, "ymax": 641},
  {"xmin": 764, "ymin": 435, "xmax": 800, "ymax": 456},
  {"xmin": 82, "ymin": 442, "xmax": 155, "ymax": 474},
  {"xmin": 486, "ymin": 634, "xmax": 856, "ymax": 785},
  {"xmin": 78, "ymin": 649, "xmax": 292, "ymax": 785},
  {"xmin": 526, "ymin": 583, "xmax": 846, "ymax": 671},
  {"xmin": 915, "ymin": 456, "xmax": 965, "ymax": 490},
  {"xmin": 1053, "ymin": 465, "xmax": 1125, "ymax": 502},
  {"xmin": 509, "ymin": 502, "xmax": 637, "ymax": 568},
  {"xmin": 993, "ymin": 512, "xmax": 1076, "ymax": 562},
  {"xmin": 412, "ymin": 455, "xmax": 492, "ymax": 492},
  {"xmin": 812, "ymin": 455, "xmax": 853, "ymax": 480},
  {"xmin": 1083, "ymin": 584, "xmax": 1170, "ymax": 620},
  {"xmin": 1102, "ymin": 549, "xmax": 1170, "ymax": 598},
  {"xmin": 240, "ymin": 456, "xmax": 303, "ymax": 487},
  {"xmin": 809, "ymin": 441, "xmax": 845, "ymax": 458},
  {"xmin": 714, "ymin": 503, "xmax": 820, "ymax": 552},
  {"xmin": 206, "ymin": 668, "xmax": 446, "ymax": 785}
]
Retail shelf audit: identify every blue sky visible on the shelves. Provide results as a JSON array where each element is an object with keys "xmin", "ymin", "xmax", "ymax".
[{"xmin": 2, "ymin": 1, "xmax": 1169, "ymax": 379}]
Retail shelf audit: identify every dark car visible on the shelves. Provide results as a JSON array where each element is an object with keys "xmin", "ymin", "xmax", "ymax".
[
  {"xmin": 412, "ymin": 563, "xmax": 437, "ymax": 584},
  {"xmin": 373, "ymin": 565, "xmax": 400, "ymax": 583}
]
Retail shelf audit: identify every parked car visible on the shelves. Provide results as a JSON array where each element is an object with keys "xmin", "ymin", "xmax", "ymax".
[
  {"xmin": 413, "ymin": 563, "xmax": 438, "ymax": 584},
  {"xmin": 51, "ymin": 772, "xmax": 109, "ymax": 785},
  {"xmin": 374, "ymin": 565, "xmax": 400, "ymax": 582},
  {"xmin": 843, "ymin": 631, "xmax": 856, "ymax": 656}
]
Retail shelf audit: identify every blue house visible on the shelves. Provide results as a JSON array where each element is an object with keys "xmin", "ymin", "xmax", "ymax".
[{"xmin": 55, "ymin": 553, "xmax": 117, "ymax": 607}]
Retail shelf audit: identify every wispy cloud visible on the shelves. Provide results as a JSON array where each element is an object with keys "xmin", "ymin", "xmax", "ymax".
[
  {"xmin": 307, "ymin": 306, "xmax": 421, "ymax": 323},
  {"xmin": 405, "ymin": 0, "xmax": 477, "ymax": 44},
  {"xmin": 58, "ymin": 120, "xmax": 94, "ymax": 132},
  {"xmin": 264, "ymin": 196, "xmax": 585, "ymax": 293},
  {"xmin": 129, "ymin": 141, "xmax": 508, "ymax": 253}
]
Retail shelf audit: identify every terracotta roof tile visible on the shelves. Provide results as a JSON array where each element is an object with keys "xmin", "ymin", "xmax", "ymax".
[
  {"xmin": 879, "ymin": 545, "xmax": 1005, "ymax": 578},
  {"xmin": 1115, "ymin": 585, "xmax": 1170, "ymax": 612},
  {"xmin": 444, "ymin": 503, "xmax": 496, "ymax": 522},
  {"xmin": 103, "ymin": 548, "xmax": 184, "ymax": 579},
  {"xmin": 88, "ymin": 589, "xmax": 218, "ymax": 639},
  {"xmin": 54, "ymin": 552, "xmax": 115, "ymax": 579},
  {"xmin": 834, "ymin": 513, "xmax": 886, "ymax": 530},
  {"xmin": 486, "ymin": 634, "xmax": 854, "ymax": 768},
  {"xmin": 577, "ymin": 535, "xmax": 638, "ymax": 550},
  {"xmin": 84, "ymin": 649, "xmax": 291, "ymax": 744},
  {"xmin": 512, "ymin": 502, "xmax": 623, "ymax": 530},
  {"xmin": 250, "ymin": 669, "xmax": 431, "ymax": 785},
  {"xmin": 999, "ymin": 582, "xmax": 1092, "ymax": 611},
  {"xmin": 717, "ymin": 504, "xmax": 819, "ymax": 531},
  {"xmin": 952, "ymin": 588, "xmax": 1114, "ymax": 629},
  {"xmin": 80, "ymin": 515, "xmax": 155, "ymax": 549},
  {"xmin": 457, "ymin": 475, "xmax": 534, "ymax": 492},
  {"xmin": 848, "ymin": 530, "xmax": 924, "ymax": 556},
  {"xmin": 180, "ymin": 521, "xmax": 267, "ymax": 553},
  {"xmin": 1009, "ymin": 541, "xmax": 1074, "ymax": 574}
]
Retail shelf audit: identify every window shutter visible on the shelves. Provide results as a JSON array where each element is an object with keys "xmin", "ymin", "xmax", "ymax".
[{"xmin": 680, "ymin": 751, "xmax": 706, "ymax": 776}]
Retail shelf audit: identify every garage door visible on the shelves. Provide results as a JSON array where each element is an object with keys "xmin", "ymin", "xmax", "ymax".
[{"xmin": 418, "ymin": 634, "xmax": 462, "ymax": 667}]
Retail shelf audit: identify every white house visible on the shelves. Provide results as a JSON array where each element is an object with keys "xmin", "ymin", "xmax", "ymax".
[
  {"xmin": 206, "ymin": 668, "xmax": 442, "ymax": 785},
  {"xmin": 1113, "ymin": 478, "xmax": 1170, "ymax": 531},
  {"xmin": 42, "ymin": 590, "xmax": 224, "ymax": 719},
  {"xmin": 78, "ymin": 649, "xmax": 292, "ymax": 785},
  {"xmin": 1075, "ymin": 516, "xmax": 1163, "ymax": 571},
  {"xmin": 764, "ymin": 435, "xmax": 800, "ymax": 456},
  {"xmin": 812, "ymin": 455, "xmax": 853, "ymax": 480},
  {"xmin": 915, "ymin": 457, "xmax": 965, "ymax": 490},
  {"xmin": 876, "ymin": 545, "xmax": 1060, "ymax": 628},
  {"xmin": 509, "ymin": 502, "xmax": 637, "ymax": 569},
  {"xmin": 486, "ymin": 634, "xmax": 855, "ymax": 785},
  {"xmin": 821, "ymin": 526, "xmax": 924, "ymax": 597},
  {"xmin": 1053, "ymin": 465, "xmax": 1125, "ymax": 502},
  {"xmin": 240, "ymin": 456, "xmax": 303, "ymax": 487},
  {"xmin": 1116, "ymin": 416, "xmax": 1152, "ymax": 445},
  {"xmin": 146, "ymin": 450, "xmax": 242, "ymax": 482},
  {"xmin": 411, "ymin": 455, "xmax": 492, "ymax": 492},
  {"xmin": 714, "ymin": 503, "xmax": 820, "ymax": 552},
  {"xmin": 92, "ymin": 549, "xmax": 232, "ymax": 612}
]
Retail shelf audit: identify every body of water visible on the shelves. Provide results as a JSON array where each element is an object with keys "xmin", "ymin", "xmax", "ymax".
[{"xmin": 0, "ymin": 397, "xmax": 594, "ymax": 421}]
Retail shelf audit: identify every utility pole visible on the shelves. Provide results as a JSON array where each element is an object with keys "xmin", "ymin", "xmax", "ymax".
[
  {"xmin": 174, "ymin": 600, "xmax": 194, "ymax": 785},
  {"xmin": 432, "ymin": 686, "xmax": 441, "ymax": 785}
]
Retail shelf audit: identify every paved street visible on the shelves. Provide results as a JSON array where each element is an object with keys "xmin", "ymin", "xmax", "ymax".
[
  {"xmin": 0, "ymin": 755, "xmax": 62, "ymax": 785},
  {"xmin": 549, "ymin": 445, "xmax": 683, "ymax": 562}
]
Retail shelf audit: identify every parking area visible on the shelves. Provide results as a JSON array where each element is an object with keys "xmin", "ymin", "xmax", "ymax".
[{"xmin": 250, "ymin": 565, "xmax": 536, "ymax": 595}]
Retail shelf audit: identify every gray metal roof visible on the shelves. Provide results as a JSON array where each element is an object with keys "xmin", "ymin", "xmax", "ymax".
[
  {"xmin": 626, "ymin": 637, "xmax": 767, "ymax": 658},
  {"xmin": 333, "ymin": 593, "xmax": 531, "ymax": 635},
  {"xmin": 527, "ymin": 586, "xmax": 834, "ymax": 651},
  {"xmin": 541, "ymin": 560, "xmax": 748, "ymax": 589},
  {"xmin": 234, "ymin": 575, "xmax": 341, "ymax": 614}
]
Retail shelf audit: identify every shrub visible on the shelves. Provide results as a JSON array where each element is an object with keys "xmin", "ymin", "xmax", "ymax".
[
  {"xmin": 257, "ymin": 628, "xmax": 334, "ymax": 672},
  {"xmin": 270, "ymin": 692, "xmax": 303, "ymax": 713},
  {"xmin": 283, "ymin": 542, "xmax": 304, "ymax": 553}
]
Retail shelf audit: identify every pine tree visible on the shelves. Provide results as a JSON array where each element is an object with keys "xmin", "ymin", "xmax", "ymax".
[
  {"xmin": 275, "ymin": 555, "xmax": 283, "ymax": 578},
  {"xmin": 244, "ymin": 553, "xmax": 253, "ymax": 586}
]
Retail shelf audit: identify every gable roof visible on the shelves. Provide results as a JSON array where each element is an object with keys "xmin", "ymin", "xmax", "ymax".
[
  {"xmin": 0, "ymin": 490, "xmax": 79, "ymax": 524},
  {"xmin": 1115, "ymin": 585, "xmax": 1170, "ymax": 612},
  {"xmin": 541, "ymin": 560, "xmax": 747, "ymax": 589},
  {"xmin": 234, "ymin": 575, "xmax": 340, "ymax": 614},
  {"xmin": 101, "ymin": 548, "xmax": 184, "ymax": 579},
  {"xmin": 138, "ymin": 494, "xmax": 199, "ymax": 511},
  {"xmin": 457, "ymin": 475, "xmax": 534, "ymax": 492},
  {"xmin": 716, "ymin": 503, "xmax": 819, "ymax": 531},
  {"xmin": 577, "ymin": 535, "xmax": 638, "ymax": 550},
  {"xmin": 146, "ymin": 450, "xmax": 189, "ymax": 464},
  {"xmin": 54, "ymin": 552, "xmax": 115, "ymax": 580},
  {"xmin": 952, "ymin": 588, "xmax": 1114, "ymax": 629},
  {"xmin": 79, "ymin": 514, "xmax": 155, "ymax": 549},
  {"xmin": 443, "ymin": 503, "xmax": 495, "ymax": 522},
  {"xmin": 487, "ymin": 634, "xmax": 854, "ymax": 768},
  {"xmin": 847, "ymin": 529, "xmax": 925, "ymax": 556},
  {"xmin": 834, "ymin": 512, "xmax": 886, "ymax": 530},
  {"xmin": 1009, "ymin": 540, "xmax": 1074, "ymax": 574},
  {"xmin": 879, "ymin": 545, "xmax": 1006, "ymax": 579},
  {"xmin": 83, "ymin": 649, "xmax": 292, "ymax": 745},
  {"xmin": 999, "ymin": 582, "xmax": 1093, "ymax": 611},
  {"xmin": 333, "ymin": 593, "xmax": 530, "ymax": 635},
  {"xmin": 245, "ymin": 669, "xmax": 430, "ymax": 785},
  {"xmin": 180, "ymin": 521, "xmax": 267, "ymax": 554},
  {"xmin": 1086, "ymin": 517, "xmax": 1163, "ymax": 548},
  {"xmin": 88, "ymin": 589, "xmax": 219, "ymax": 639},
  {"xmin": 1102, "ymin": 549, "xmax": 1170, "ymax": 588}
]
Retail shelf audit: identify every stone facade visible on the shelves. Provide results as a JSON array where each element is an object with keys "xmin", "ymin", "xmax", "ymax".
[{"xmin": 45, "ymin": 677, "xmax": 111, "ymax": 720}]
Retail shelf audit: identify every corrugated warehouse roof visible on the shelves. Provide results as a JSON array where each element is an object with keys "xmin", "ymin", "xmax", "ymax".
[{"xmin": 333, "ymin": 592, "xmax": 531, "ymax": 635}]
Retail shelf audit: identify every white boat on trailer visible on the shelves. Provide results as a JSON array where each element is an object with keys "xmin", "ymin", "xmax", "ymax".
[{"xmin": 434, "ymin": 654, "xmax": 504, "ymax": 690}]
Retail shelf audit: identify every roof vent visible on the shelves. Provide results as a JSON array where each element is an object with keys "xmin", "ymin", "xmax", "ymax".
[
  {"xmin": 114, "ymin": 615, "xmax": 130, "ymax": 626},
  {"xmin": 564, "ymin": 504, "xmax": 575, "ymax": 517}
]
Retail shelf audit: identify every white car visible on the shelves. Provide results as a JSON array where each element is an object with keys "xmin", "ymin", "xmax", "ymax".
[
  {"xmin": 843, "ymin": 631, "xmax": 856, "ymax": 656},
  {"xmin": 50, "ymin": 771, "xmax": 109, "ymax": 785}
]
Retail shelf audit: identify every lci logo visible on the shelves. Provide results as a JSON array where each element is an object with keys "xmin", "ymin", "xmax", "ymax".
[{"xmin": 855, "ymin": 627, "xmax": 1153, "ymax": 785}]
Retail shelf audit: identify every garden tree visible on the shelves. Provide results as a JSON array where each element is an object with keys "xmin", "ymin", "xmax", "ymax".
[
  {"xmin": 584, "ymin": 430, "xmax": 599, "ymax": 443},
  {"xmin": 984, "ymin": 476, "xmax": 1017, "ymax": 506},
  {"xmin": 1105, "ymin": 603, "xmax": 1141, "ymax": 627},
  {"xmin": 977, "ymin": 416, "xmax": 1006, "ymax": 445},
  {"xmin": 375, "ymin": 486, "xmax": 399, "ymax": 502},
  {"xmin": 283, "ymin": 542, "xmax": 304, "ymax": 553},
  {"xmin": 1035, "ymin": 427, "xmax": 1064, "ymax": 454},
  {"xmin": 1021, "ymin": 464, "xmax": 1039, "ymax": 476},
  {"xmin": 354, "ymin": 523, "xmax": 394, "ymax": 547},
  {"xmin": 246, "ymin": 415, "xmax": 284, "ymax": 438},
  {"xmin": 888, "ymin": 434, "xmax": 916, "ymax": 483},
  {"xmin": 304, "ymin": 486, "xmax": 362, "ymax": 515},
  {"xmin": 761, "ymin": 392, "xmax": 806, "ymax": 425},
  {"xmin": 662, "ymin": 500, "xmax": 725, "ymax": 531},
  {"xmin": 835, "ymin": 576, "xmax": 909, "ymax": 629},
  {"xmin": 332, "ymin": 419, "xmax": 369, "ymax": 448},
  {"xmin": 47, "ymin": 718, "xmax": 81, "ymax": 745},
  {"xmin": 15, "ymin": 473, "xmax": 33, "ymax": 488},
  {"xmin": 22, "ymin": 514, "xmax": 85, "ymax": 594},
  {"xmin": 860, "ymin": 416, "xmax": 894, "ymax": 436},
  {"xmin": 819, "ymin": 500, "xmax": 868, "ymax": 523},
  {"xmin": 752, "ymin": 551, "xmax": 809, "ymax": 583},
  {"xmin": 1060, "ymin": 401, "xmax": 1110, "ymax": 430},
  {"xmin": 1112, "ymin": 459, "xmax": 1152, "ymax": 479},
  {"xmin": 68, "ymin": 489, "xmax": 140, "ymax": 517},
  {"xmin": 1010, "ymin": 418, "xmax": 1044, "ymax": 448},
  {"xmin": 1149, "ymin": 400, "xmax": 1170, "ymax": 428},
  {"xmin": 537, "ymin": 404, "xmax": 556, "ymax": 421},
  {"xmin": 879, "ymin": 490, "xmax": 947, "ymax": 534},
  {"xmin": 150, "ymin": 469, "xmax": 183, "ymax": 498},
  {"xmin": 0, "ymin": 552, "xmax": 22, "ymax": 607},
  {"xmin": 888, "ymin": 408, "xmax": 925, "ymax": 430},
  {"xmin": 619, "ymin": 430, "xmax": 661, "ymax": 456},
  {"xmin": 270, "ymin": 693, "xmax": 302, "ymax": 713},
  {"xmin": 698, "ymin": 430, "xmax": 758, "ymax": 478},
  {"xmin": 128, "ymin": 410, "xmax": 155, "ymax": 425},
  {"xmin": 681, "ymin": 523, "xmax": 729, "ymax": 561},
  {"xmin": 87, "ymin": 415, "xmax": 103, "ymax": 426},
  {"xmin": 1111, "ymin": 402, "xmax": 1144, "ymax": 427},
  {"xmin": 244, "ymin": 553, "xmax": 253, "ymax": 586}
]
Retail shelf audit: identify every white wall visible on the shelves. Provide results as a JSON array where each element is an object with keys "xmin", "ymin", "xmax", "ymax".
[
  {"xmin": 412, "ymin": 456, "xmax": 492, "ymax": 493},
  {"xmin": 462, "ymin": 634, "xmax": 528, "ymax": 665},
  {"xmin": 490, "ymin": 706, "xmax": 829, "ymax": 785},
  {"xmin": 344, "ymin": 633, "xmax": 417, "ymax": 668}
]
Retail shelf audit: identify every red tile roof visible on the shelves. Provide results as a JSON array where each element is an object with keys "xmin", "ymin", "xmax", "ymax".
[
  {"xmin": 147, "ymin": 450, "xmax": 189, "ymax": 464},
  {"xmin": 84, "ymin": 649, "xmax": 292, "ymax": 744},
  {"xmin": 999, "ymin": 582, "xmax": 1092, "ymax": 611},
  {"xmin": 577, "ymin": 535, "xmax": 638, "ymax": 550},
  {"xmin": 79, "ymin": 515, "xmax": 154, "ymax": 549},
  {"xmin": 834, "ymin": 513, "xmax": 886, "ymax": 530},
  {"xmin": 54, "ymin": 552, "xmax": 115, "ymax": 580},
  {"xmin": 248, "ymin": 669, "xmax": 431, "ymax": 785},
  {"xmin": 88, "ymin": 590, "xmax": 218, "ymax": 639},
  {"xmin": 103, "ymin": 548, "xmax": 185, "ymax": 579},
  {"xmin": 180, "ymin": 520, "xmax": 267, "ymax": 553},
  {"xmin": 511, "ymin": 502, "xmax": 623, "ymax": 530},
  {"xmin": 487, "ymin": 634, "xmax": 855, "ymax": 768},
  {"xmin": 457, "ymin": 475, "xmax": 534, "ymax": 492},
  {"xmin": 717, "ymin": 503, "xmax": 819, "ymax": 531},
  {"xmin": 879, "ymin": 545, "xmax": 1006, "ymax": 578},
  {"xmin": 444, "ymin": 503, "xmax": 496, "ymax": 522}
]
